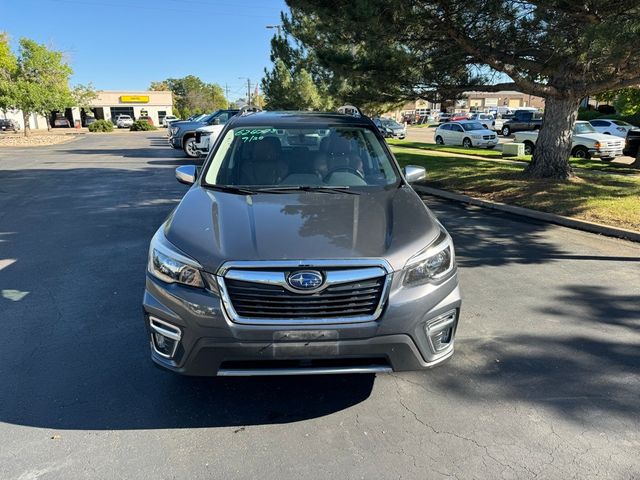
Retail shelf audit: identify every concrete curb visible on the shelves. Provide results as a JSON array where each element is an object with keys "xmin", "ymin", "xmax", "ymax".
[{"xmin": 414, "ymin": 185, "xmax": 640, "ymax": 243}]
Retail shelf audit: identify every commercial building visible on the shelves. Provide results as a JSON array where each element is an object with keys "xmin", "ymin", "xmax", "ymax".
[
  {"xmin": 1, "ymin": 90, "xmax": 173, "ymax": 130},
  {"xmin": 87, "ymin": 90, "xmax": 173, "ymax": 126},
  {"xmin": 462, "ymin": 90, "xmax": 545, "ymax": 111}
]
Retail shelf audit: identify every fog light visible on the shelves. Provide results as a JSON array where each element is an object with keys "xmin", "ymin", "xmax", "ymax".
[
  {"xmin": 149, "ymin": 317, "xmax": 181, "ymax": 359},
  {"xmin": 425, "ymin": 310, "xmax": 457, "ymax": 353}
]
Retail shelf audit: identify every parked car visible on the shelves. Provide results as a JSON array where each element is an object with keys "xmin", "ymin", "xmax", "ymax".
[
  {"xmin": 451, "ymin": 113, "xmax": 469, "ymax": 121},
  {"xmin": 138, "ymin": 115, "xmax": 154, "ymax": 125},
  {"xmin": 115, "ymin": 115, "xmax": 134, "ymax": 128},
  {"xmin": 437, "ymin": 112, "xmax": 452, "ymax": 123},
  {"xmin": 169, "ymin": 109, "xmax": 240, "ymax": 158},
  {"xmin": 500, "ymin": 109, "xmax": 543, "ymax": 136},
  {"xmin": 434, "ymin": 120, "xmax": 498, "ymax": 148},
  {"xmin": 623, "ymin": 128, "xmax": 640, "ymax": 161},
  {"xmin": 84, "ymin": 116, "xmax": 97, "ymax": 127},
  {"xmin": 53, "ymin": 117, "xmax": 71, "ymax": 128},
  {"xmin": 589, "ymin": 119, "xmax": 639, "ymax": 138},
  {"xmin": 162, "ymin": 115, "xmax": 179, "ymax": 127},
  {"xmin": 468, "ymin": 113, "xmax": 495, "ymax": 130},
  {"xmin": 0, "ymin": 118, "xmax": 19, "ymax": 132},
  {"xmin": 514, "ymin": 121, "xmax": 625, "ymax": 159},
  {"xmin": 143, "ymin": 110, "xmax": 461, "ymax": 376},
  {"xmin": 493, "ymin": 113, "xmax": 514, "ymax": 134},
  {"xmin": 373, "ymin": 118, "xmax": 407, "ymax": 139}
]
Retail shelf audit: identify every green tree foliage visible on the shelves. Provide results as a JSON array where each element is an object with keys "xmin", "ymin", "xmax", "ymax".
[
  {"xmin": 284, "ymin": 1, "xmax": 640, "ymax": 179},
  {"xmin": 0, "ymin": 33, "xmax": 18, "ymax": 115},
  {"xmin": 0, "ymin": 38, "xmax": 73, "ymax": 135},
  {"xmin": 149, "ymin": 76, "xmax": 228, "ymax": 117},
  {"xmin": 262, "ymin": 34, "xmax": 334, "ymax": 110},
  {"xmin": 72, "ymin": 83, "xmax": 98, "ymax": 114},
  {"xmin": 596, "ymin": 88, "xmax": 640, "ymax": 116}
]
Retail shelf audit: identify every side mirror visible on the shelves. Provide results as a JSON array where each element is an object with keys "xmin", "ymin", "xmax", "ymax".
[
  {"xmin": 211, "ymin": 118, "xmax": 220, "ymax": 125},
  {"xmin": 175, "ymin": 165, "xmax": 197, "ymax": 185},
  {"xmin": 404, "ymin": 165, "xmax": 426, "ymax": 183}
]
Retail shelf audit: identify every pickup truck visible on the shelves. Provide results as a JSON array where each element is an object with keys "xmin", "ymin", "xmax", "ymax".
[
  {"xmin": 168, "ymin": 109, "xmax": 239, "ymax": 158},
  {"xmin": 468, "ymin": 113, "xmax": 495, "ymax": 130},
  {"xmin": 514, "ymin": 121, "xmax": 625, "ymax": 160},
  {"xmin": 500, "ymin": 110, "xmax": 543, "ymax": 136},
  {"xmin": 623, "ymin": 129, "xmax": 640, "ymax": 162}
]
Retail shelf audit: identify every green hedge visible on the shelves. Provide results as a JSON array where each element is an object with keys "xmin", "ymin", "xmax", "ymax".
[
  {"xmin": 578, "ymin": 108, "xmax": 640, "ymax": 126},
  {"xmin": 129, "ymin": 120, "xmax": 157, "ymax": 131},
  {"xmin": 87, "ymin": 119, "xmax": 114, "ymax": 132}
]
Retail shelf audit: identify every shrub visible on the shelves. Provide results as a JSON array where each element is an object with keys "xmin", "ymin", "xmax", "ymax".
[
  {"xmin": 130, "ymin": 120, "xmax": 157, "ymax": 131},
  {"xmin": 87, "ymin": 119, "xmax": 114, "ymax": 132},
  {"xmin": 577, "ymin": 108, "xmax": 604, "ymax": 121}
]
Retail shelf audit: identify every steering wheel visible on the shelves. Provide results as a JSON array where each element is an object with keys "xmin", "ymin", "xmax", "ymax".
[{"xmin": 323, "ymin": 166, "xmax": 365, "ymax": 182}]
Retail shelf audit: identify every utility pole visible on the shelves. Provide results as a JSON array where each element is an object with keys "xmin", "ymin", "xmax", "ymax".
[
  {"xmin": 225, "ymin": 83, "xmax": 229, "ymax": 101},
  {"xmin": 238, "ymin": 77, "xmax": 252, "ymax": 107}
]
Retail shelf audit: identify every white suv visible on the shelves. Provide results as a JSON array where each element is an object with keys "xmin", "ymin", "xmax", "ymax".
[{"xmin": 115, "ymin": 115, "xmax": 133, "ymax": 128}]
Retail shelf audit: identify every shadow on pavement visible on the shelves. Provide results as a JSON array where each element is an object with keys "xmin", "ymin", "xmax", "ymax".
[
  {"xmin": 0, "ymin": 165, "xmax": 374, "ymax": 430},
  {"xmin": 420, "ymin": 333, "xmax": 640, "ymax": 423},
  {"xmin": 537, "ymin": 284, "xmax": 640, "ymax": 330}
]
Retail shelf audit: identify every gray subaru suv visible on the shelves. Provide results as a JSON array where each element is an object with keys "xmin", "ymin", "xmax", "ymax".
[{"xmin": 143, "ymin": 111, "xmax": 461, "ymax": 376}]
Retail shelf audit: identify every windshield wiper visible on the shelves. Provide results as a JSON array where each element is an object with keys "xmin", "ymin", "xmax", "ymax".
[
  {"xmin": 253, "ymin": 185, "xmax": 360, "ymax": 195},
  {"xmin": 205, "ymin": 185, "xmax": 259, "ymax": 195}
]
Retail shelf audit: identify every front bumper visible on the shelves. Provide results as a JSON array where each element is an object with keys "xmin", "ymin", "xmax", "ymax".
[
  {"xmin": 589, "ymin": 148, "xmax": 623, "ymax": 158},
  {"xmin": 471, "ymin": 138, "xmax": 498, "ymax": 147},
  {"xmin": 194, "ymin": 136, "xmax": 210, "ymax": 153},
  {"xmin": 169, "ymin": 135, "xmax": 182, "ymax": 149},
  {"xmin": 142, "ymin": 270, "xmax": 461, "ymax": 376}
]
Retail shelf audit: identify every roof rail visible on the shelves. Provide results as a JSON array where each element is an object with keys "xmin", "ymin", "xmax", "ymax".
[
  {"xmin": 337, "ymin": 105, "xmax": 364, "ymax": 117},
  {"xmin": 237, "ymin": 106, "xmax": 262, "ymax": 116}
]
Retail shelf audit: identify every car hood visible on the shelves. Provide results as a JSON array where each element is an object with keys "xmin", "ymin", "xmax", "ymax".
[
  {"xmin": 171, "ymin": 120, "xmax": 206, "ymax": 130},
  {"xmin": 164, "ymin": 186, "xmax": 440, "ymax": 273},
  {"xmin": 575, "ymin": 132, "xmax": 624, "ymax": 143},
  {"xmin": 196, "ymin": 124, "xmax": 224, "ymax": 133}
]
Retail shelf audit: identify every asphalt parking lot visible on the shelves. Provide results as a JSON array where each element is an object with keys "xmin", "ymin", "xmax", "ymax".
[{"xmin": 1, "ymin": 132, "xmax": 639, "ymax": 479}]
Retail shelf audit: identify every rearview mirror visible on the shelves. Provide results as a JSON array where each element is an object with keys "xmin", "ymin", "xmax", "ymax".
[
  {"xmin": 403, "ymin": 165, "xmax": 426, "ymax": 183},
  {"xmin": 175, "ymin": 165, "xmax": 197, "ymax": 185}
]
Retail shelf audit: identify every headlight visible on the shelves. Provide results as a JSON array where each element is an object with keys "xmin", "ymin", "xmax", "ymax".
[
  {"xmin": 403, "ymin": 230, "xmax": 456, "ymax": 286},
  {"xmin": 170, "ymin": 127, "xmax": 179, "ymax": 135},
  {"xmin": 148, "ymin": 229, "xmax": 204, "ymax": 288},
  {"xmin": 200, "ymin": 131, "xmax": 212, "ymax": 137}
]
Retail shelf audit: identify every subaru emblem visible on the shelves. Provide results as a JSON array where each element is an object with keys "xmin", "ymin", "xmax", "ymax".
[{"xmin": 287, "ymin": 270, "xmax": 324, "ymax": 291}]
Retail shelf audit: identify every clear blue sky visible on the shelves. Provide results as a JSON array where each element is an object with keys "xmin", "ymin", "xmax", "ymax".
[{"xmin": 2, "ymin": 0, "xmax": 288, "ymax": 100}]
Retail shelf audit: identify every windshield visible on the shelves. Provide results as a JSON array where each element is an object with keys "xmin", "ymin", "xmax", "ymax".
[
  {"xmin": 574, "ymin": 123, "xmax": 597, "ymax": 134},
  {"xmin": 462, "ymin": 122, "xmax": 485, "ymax": 131},
  {"xmin": 203, "ymin": 125, "xmax": 400, "ymax": 189},
  {"xmin": 381, "ymin": 119, "xmax": 402, "ymax": 128}
]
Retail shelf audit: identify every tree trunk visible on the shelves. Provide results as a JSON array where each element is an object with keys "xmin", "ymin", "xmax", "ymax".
[
  {"xmin": 46, "ymin": 115, "xmax": 51, "ymax": 132},
  {"xmin": 22, "ymin": 111, "xmax": 30, "ymax": 137},
  {"xmin": 523, "ymin": 95, "xmax": 581, "ymax": 180}
]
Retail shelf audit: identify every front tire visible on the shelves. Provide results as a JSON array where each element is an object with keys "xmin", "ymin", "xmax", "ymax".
[
  {"xmin": 183, "ymin": 137, "xmax": 199, "ymax": 158},
  {"xmin": 435, "ymin": 135, "xmax": 444, "ymax": 145},
  {"xmin": 462, "ymin": 137, "xmax": 472, "ymax": 148},
  {"xmin": 501, "ymin": 126, "xmax": 511, "ymax": 136},
  {"xmin": 523, "ymin": 141, "xmax": 535, "ymax": 155},
  {"xmin": 571, "ymin": 146, "xmax": 589, "ymax": 159}
]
